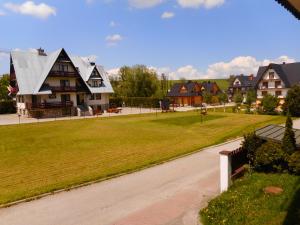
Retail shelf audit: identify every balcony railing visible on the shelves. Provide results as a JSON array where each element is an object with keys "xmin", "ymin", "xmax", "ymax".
[
  {"xmin": 26, "ymin": 101, "xmax": 73, "ymax": 109},
  {"xmin": 48, "ymin": 71, "xmax": 78, "ymax": 77},
  {"xmin": 51, "ymin": 86, "xmax": 77, "ymax": 92}
]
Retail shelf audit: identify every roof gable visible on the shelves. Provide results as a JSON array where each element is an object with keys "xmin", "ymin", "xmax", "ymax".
[{"xmin": 254, "ymin": 63, "xmax": 300, "ymax": 88}]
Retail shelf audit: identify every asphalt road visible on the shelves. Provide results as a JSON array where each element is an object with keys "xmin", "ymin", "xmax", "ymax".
[{"xmin": 0, "ymin": 139, "xmax": 242, "ymax": 225}]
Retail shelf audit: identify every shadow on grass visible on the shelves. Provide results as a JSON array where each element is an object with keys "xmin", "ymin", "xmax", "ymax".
[{"xmin": 283, "ymin": 177, "xmax": 300, "ymax": 225}]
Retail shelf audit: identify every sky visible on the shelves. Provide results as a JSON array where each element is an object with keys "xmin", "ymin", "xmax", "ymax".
[{"xmin": 0, "ymin": 0, "xmax": 300, "ymax": 79}]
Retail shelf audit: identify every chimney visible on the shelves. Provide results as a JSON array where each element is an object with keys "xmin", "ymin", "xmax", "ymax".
[
  {"xmin": 37, "ymin": 48, "xmax": 47, "ymax": 56},
  {"xmin": 283, "ymin": 62, "xmax": 286, "ymax": 65},
  {"xmin": 90, "ymin": 62, "xmax": 96, "ymax": 66},
  {"xmin": 249, "ymin": 74, "xmax": 254, "ymax": 81}
]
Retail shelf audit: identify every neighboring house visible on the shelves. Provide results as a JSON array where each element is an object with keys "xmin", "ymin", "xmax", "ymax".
[
  {"xmin": 166, "ymin": 81, "xmax": 221, "ymax": 106},
  {"xmin": 9, "ymin": 48, "xmax": 113, "ymax": 117},
  {"xmin": 201, "ymin": 81, "xmax": 222, "ymax": 96},
  {"xmin": 228, "ymin": 74, "xmax": 255, "ymax": 100},
  {"xmin": 275, "ymin": 0, "xmax": 300, "ymax": 20},
  {"xmin": 254, "ymin": 62, "xmax": 300, "ymax": 105}
]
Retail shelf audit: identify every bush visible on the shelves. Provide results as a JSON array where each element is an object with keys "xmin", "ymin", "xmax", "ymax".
[
  {"xmin": 242, "ymin": 132, "xmax": 264, "ymax": 167},
  {"xmin": 0, "ymin": 101, "xmax": 16, "ymax": 114},
  {"xmin": 283, "ymin": 85, "xmax": 300, "ymax": 117},
  {"xmin": 288, "ymin": 151, "xmax": 300, "ymax": 175},
  {"xmin": 261, "ymin": 94, "xmax": 279, "ymax": 115},
  {"xmin": 254, "ymin": 141, "xmax": 288, "ymax": 172},
  {"xmin": 109, "ymin": 97, "xmax": 161, "ymax": 108}
]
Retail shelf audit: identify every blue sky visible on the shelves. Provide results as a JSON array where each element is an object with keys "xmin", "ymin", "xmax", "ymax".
[{"xmin": 0, "ymin": 0, "xmax": 300, "ymax": 79}]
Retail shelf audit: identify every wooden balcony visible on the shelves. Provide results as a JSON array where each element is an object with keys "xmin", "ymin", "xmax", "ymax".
[
  {"xmin": 26, "ymin": 101, "xmax": 73, "ymax": 109},
  {"xmin": 51, "ymin": 86, "xmax": 77, "ymax": 92},
  {"xmin": 48, "ymin": 71, "xmax": 79, "ymax": 77}
]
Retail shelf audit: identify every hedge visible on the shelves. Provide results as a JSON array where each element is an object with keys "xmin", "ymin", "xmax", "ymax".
[
  {"xmin": 0, "ymin": 101, "xmax": 16, "ymax": 114},
  {"xmin": 110, "ymin": 97, "xmax": 161, "ymax": 108}
]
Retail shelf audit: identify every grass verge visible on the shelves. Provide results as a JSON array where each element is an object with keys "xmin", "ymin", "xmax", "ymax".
[{"xmin": 200, "ymin": 173, "xmax": 300, "ymax": 225}]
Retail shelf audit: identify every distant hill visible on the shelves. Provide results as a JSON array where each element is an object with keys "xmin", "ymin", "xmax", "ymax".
[{"xmin": 169, "ymin": 79, "xmax": 229, "ymax": 91}]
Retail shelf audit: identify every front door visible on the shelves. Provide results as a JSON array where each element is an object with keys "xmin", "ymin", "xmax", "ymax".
[{"xmin": 76, "ymin": 94, "xmax": 84, "ymax": 106}]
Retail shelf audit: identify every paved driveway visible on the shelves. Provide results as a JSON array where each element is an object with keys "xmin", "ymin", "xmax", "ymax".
[{"xmin": 0, "ymin": 140, "xmax": 242, "ymax": 225}]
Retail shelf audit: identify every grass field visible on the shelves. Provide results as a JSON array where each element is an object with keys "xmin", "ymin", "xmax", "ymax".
[
  {"xmin": 0, "ymin": 111, "xmax": 285, "ymax": 205},
  {"xmin": 200, "ymin": 173, "xmax": 300, "ymax": 225},
  {"xmin": 170, "ymin": 79, "xmax": 229, "ymax": 90}
]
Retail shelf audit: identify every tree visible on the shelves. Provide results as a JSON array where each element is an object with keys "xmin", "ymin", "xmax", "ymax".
[
  {"xmin": 234, "ymin": 92, "xmax": 243, "ymax": 105},
  {"xmin": 245, "ymin": 89, "xmax": 256, "ymax": 107},
  {"xmin": 282, "ymin": 114, "xmax": 296, "ymax": 155},
  {"xmin": 284, "ymin": 85, "xmax": 300, "ymax": 117},
  {"xmin": 203, "ymin": 92, "xmax": 212, "ymax": 104},
  {"xmin": 218, "ymin": 92, "xmax": 228, "ymax": 105},
  {"xmin": 113, "ymin": 65, "xmax": 160, "ymax": 98},
  {"xmin": 0, "ymin": 74, "xmax": 10, "ymax": 101},
  {"xmin": 261, "ymin": 94, "xmax": 278, "ymax": 114},
  {"xmin": 242, "ymin": 132, "xmax": 264, "ymax": 168}
]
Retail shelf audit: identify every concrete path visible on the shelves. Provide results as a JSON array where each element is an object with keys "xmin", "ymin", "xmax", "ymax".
[
  {"xmin": 0, "ymin": 103, "xmax": 235, "ymax": 126},
  {"xmin": 0, "ymin": 139, "xmax": 242, "ymax": 225}
]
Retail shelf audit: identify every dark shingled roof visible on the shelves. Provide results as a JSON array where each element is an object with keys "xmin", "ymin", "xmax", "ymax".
[
  {"xmin": 254, "ymin": 62, "xmax": 300, "ymax": 88},
  {"xmin": 256, "ymin": 124, "xmax": 300, "ymax": 147},
  {"xmin": 167, "ymin": 81, "xmax": 202, "ymax": 97},
  {"xmin": 230, "ymin": 75, "xmax": 254, "ymax": 88},
  {"xmin": 275, "ymin": 0, "xmax": 300, "ymax": 20},
  {"xmin": 202, "ymin": 81, "xmax": 221, "ymax": 94}
]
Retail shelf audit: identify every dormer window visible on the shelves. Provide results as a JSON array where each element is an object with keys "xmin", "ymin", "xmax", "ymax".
[{"xmin": 180, "ymin": 86, "xmax": 187, "ymax": 94}]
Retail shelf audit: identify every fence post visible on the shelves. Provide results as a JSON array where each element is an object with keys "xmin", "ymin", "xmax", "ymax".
[{"xmin": 219, "ymin": 151, "xmax": 232, "ymax": 193}]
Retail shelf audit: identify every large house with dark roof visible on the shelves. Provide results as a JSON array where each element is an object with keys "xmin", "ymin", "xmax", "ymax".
[
  {"xmin": 9, "ymin": 48, "xmax": 114, "ymax": 117},
  {"xmin": 167, "ymin": 81, "xmax": 221, "ymax": 106},
  {"xmin": 275, "ymin": 0, "xmax": 300, "ymax": 20},
  {"xmin": 254, "ymin": 62, "xmax": 300, "ymax": 105},
  {"xmin": 228, "ymin": 74, "xmax": 254, "ymax": 100}
]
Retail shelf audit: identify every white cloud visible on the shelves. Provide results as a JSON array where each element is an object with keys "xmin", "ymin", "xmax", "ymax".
[
  {"xmin": 128, "ymin": 0, "xmax": 164, "ymax": 9},
  {"xmin": 161, "ymin": 11, "xmax": 175, "ymax": 19},
  {"xmin": 177, "ymin": 0, "xmax": 225, "ymax": 9},
  {"xmin": 107, "ymin": 67, "xmax": 120, "ymax": 77},
  {"xmin": 150, "ymin": 55, "xmax": 296, "ymax": 80},
  {"xmin": 106, "ymin": 34, "xmax": 123, "ymax": 46},
  {"xmin": 4, "ymin": 1, "xmax": 56, "ymax": 19}
]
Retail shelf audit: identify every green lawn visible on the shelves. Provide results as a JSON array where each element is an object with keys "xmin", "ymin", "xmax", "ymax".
[
  {"xmin": 0, "ymin": 111, "xmax": 285, "ymax": 205},
  {"xmin": 200, "ymin": 173, "xmax": 300, "ymax": 225}
]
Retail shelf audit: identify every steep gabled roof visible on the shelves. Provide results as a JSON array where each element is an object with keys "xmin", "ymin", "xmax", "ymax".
[
  {"xmin": 230, "ymin": 75, "xmax": 254, "ymax": 87},
  {"xmin": 254, "ymin": 62, "xmax": 300, "ymax": 88},
  {"xmin": 167, "ymin": 81, "xmax": 202, "ymax": 97},
  {"xmin": 275, "ymin": 0, "xmax": 300, "ymax": 20},
  {"xmin": 11, "ymin": 48, "xmax": 114, "ymax": 95}
]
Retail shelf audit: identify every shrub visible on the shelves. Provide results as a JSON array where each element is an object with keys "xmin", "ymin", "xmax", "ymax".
[
  {"xmin": 261, "ymin": 94, "xmax": 279, "ymax": 115},
  {"xmin": 109, "ymin": 97, "xmax": 160, "ymax": 108},
  {"xmin": 242, "ymin": 132, "xmax": 264, "ymax": 167},
  {"xmin": 254, "ymin": 141, "xmax": 288, "ymax": 172},
  {"xmin": 234, "ymin": 92, "xmax": 243, "ymax": 104},
  {"xmin": 288, "ymin": 151, "xmax": 300, "ymax": 175},
  {"xmin": 0, "ymin": 100, "xmax": 16, "ymax": 114},
  {"xmin": 283, "ymin": 85, "xmax": 300, "ymax": 117},
  {"xmin": 282, "ymin": 114, "xmax": 296, "ymax": 155}
]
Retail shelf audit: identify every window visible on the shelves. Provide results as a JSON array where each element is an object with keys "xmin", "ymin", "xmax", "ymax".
[
  {"xmin": 89, "ymin": 94, "xmax": 95, "ymax": 100},
  {"xmin": 262, "ymin": 91, "xmax": 268, "ymax": 96},
  {"xmin": 269, "ymin": 72, "xmax": 275, "ymax": 79},
  {"xmin": 61, "ymin": 94, "xmax": 70, "ymax": 102},
  {"xmin": 58, "ymin": 64, "xmax": 68, "ymax": 72},
  {"xmin": 60, "ymin": 80, "xmax": 70, "ymax": 87},
  {"xmin": 262, "ymin": 82, "xmax": 268, "ymax": 89},
  {"xmin": 49, "ymin": 94, "xmax": 56, "ymax": 99},
  {"xmin": 275, "ymin": 91, "xmax": 282, "ymax": 97},
  {"xmin": 93, "ymin": 81, "xmax": 98, "ymax": 87},
  {"xmin": 275, "ymin": 81, "xmax": 281, "ymax": 88},
  {"xmin": 96, "ymin": 94, "xmax": 101, "ymax": 100}
]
